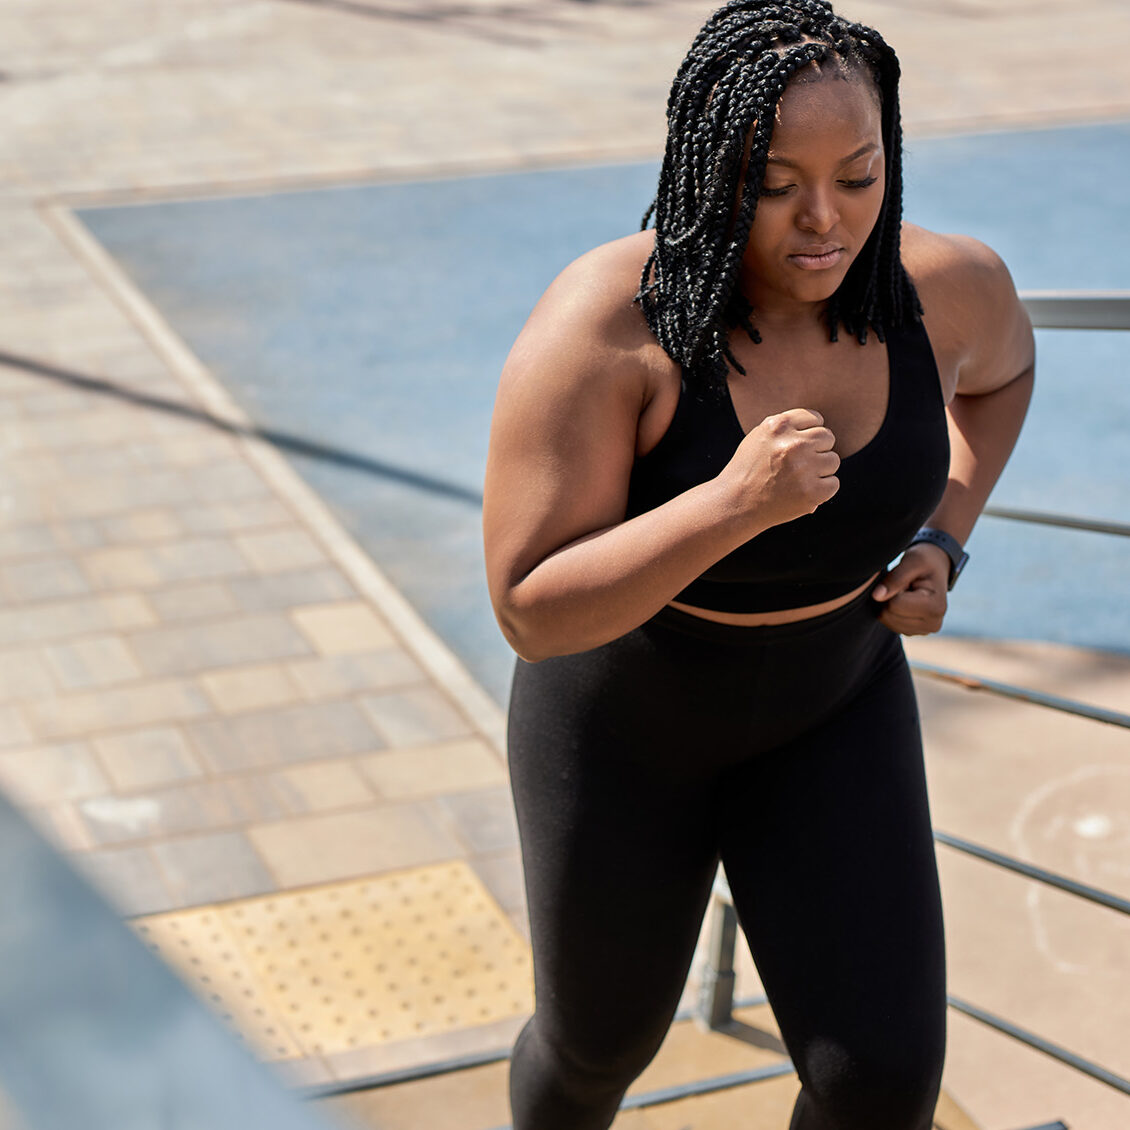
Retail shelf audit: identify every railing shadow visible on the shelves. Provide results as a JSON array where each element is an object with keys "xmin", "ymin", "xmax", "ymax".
[{"xmin": 0, "ymin": 348, "xmax": 484, "ymax": 509}]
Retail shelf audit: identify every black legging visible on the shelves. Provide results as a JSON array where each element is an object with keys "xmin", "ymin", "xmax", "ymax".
[{"xmin": 506, "ymin": 589, "xmax": 946, "ymax": 1130}]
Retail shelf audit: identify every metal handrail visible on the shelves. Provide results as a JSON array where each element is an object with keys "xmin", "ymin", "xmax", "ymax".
[
  {"xmin": 987, "ymin": 292, "xmax": 1129, "ymax": 541},
  {"xmin": 981, "ymin": 505, "xmax": 1130, "ymax": 538},
  {"xmin": 619, "ymin": 1060, "xmax": 798, "ymax": 1111},
  {"xmin": 700, "ymin": 861, "xmax": 1130, "ymax": 1104},
  {"xmin": 300, "ymin": 291, "xmax": 1130, "ymax": 1120},
  {"xmin": 904, "ymin": 276, "xmax": 1130, "ymax": 1097},
  {"xmin": 950, "ymin": 996, "xmax": 1130, "ymax": 1097},
  {"xmin": 935, "ymin": 831, "xmax": 1130, "ymax": 917},
  {"xmin": 696, "ymin": 291, "xmax": 1130, "ymax": 1118},
  {"xmin": 300, "ymin": 1047, "xmax": 510, "ymax": 1102},
  {"xmin": 478, "ymin": 1062, "xmax": 800, "ymax": 1130},
  {"xmin": 1019, "ymin": 290, "xmax": 1130, "ymax": 330},
  {"xmin": 909, "ymin": 662, "xmax": 1130, "ymax": 730}
]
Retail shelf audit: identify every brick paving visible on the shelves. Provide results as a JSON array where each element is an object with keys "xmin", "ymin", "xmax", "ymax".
[{"xmin": 1, "ymin": 0, "xmax": 1129, "ymax": 1122}]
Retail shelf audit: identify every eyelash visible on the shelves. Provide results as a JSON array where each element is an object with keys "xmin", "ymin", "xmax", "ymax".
[{"xmin": 759, "ymin": 175, "xmax": 878, "ymax": 198}]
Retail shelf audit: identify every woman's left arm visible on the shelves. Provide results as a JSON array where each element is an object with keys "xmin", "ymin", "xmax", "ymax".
[{"xmin": 874, "ymin": 234, "xmax": 1036, "ymax": 635}]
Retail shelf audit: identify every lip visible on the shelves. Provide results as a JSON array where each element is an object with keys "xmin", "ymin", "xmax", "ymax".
[{"xmin": 788, "ymin": 246, "xmax": 844, "ymax": 270}]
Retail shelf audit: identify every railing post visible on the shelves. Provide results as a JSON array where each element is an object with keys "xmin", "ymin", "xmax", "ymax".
[{"xmin": 698, "ymin": 888, "xmax": 738, "ymax": 1030}]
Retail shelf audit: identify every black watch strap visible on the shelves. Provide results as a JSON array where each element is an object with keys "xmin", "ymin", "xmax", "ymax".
[{"xmin": 909, "ymin": 527, "xmax": 969, "ymax": 590}]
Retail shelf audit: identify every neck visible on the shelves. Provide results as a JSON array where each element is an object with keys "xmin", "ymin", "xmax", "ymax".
[
  {"xmin": 737, "ymin": 265, "xmax": 835, "ymax": 334},
  {"xmin": 746, "ymin": 294, "xmax": 831, "ymax": 337}
]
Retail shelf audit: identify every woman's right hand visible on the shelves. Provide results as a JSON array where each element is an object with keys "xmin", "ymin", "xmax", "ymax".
[
  {"xmin": 721, "ymin": 408, "xmax": 841, "ymax": 531},
  {"xmin": 485, "ymin": 234, "xmax": 847, "ymax": 661}
]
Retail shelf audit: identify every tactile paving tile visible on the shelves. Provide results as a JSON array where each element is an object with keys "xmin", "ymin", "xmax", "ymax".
[
  {"xmin": 133, "ymin": 906, "xmax": 305, "ymax": 1061},
  {"xmin": 131, "ymin": 861, "xmax": 532, "ymax": 1060}
]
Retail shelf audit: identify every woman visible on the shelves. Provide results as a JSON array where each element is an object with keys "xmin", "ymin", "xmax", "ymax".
[{"xmin": 482, "ymin": 2, "xmax": 1034, "ymax": 1127}]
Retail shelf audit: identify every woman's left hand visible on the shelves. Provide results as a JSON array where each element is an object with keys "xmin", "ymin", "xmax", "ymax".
[{"xmin": 870, "ymin": 543, "xmax": 951, "ymax": 635}]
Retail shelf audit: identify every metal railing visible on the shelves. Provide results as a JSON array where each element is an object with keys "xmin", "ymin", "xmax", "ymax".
[
  {"xmin": 301, "ymin": 291, "xmax": 1130, "ymax": 1130},
  {"xmin": 697, "ymin": 291, "xmax": 1130, "ymax": 1121}
]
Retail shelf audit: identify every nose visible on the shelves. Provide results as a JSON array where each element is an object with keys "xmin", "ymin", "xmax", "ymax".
[{"xmin": 796, "ymin": 184, "xmax": 839, "ymax": 235}]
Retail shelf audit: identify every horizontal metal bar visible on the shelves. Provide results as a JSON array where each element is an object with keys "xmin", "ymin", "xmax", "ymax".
[
  {"xmin": 935, "ymin": 831, "xmax": 1130, "ymax": 917},
  {"xmin": 982, "ymin": 505, "xmax": 1130, "ymax": 538},
  {"xmin": 909, "ymin": 662, "xmax": 1130, "ymax": 730},
  {"xmin": 949, "ymin": 995, "xmax": 1130, "ymax": 1097},
  {"xmin": 298, "ymin": 1046, "xmax": 511, "ymax": 1101},
  {"xmin": 1019, "ymin": 290, "xmax": 1130, "ymax": 330},
  {"xmin": 732, "ymin": 993, "xmax": 771, "ymax": 1010},
  {"xmin": 483, "ymin": 1060, "xmax": 798, "ymax": 1128},
  {"xmin": 620, "ymin": 1060, "xmax": 797, "ymax": 1110}
]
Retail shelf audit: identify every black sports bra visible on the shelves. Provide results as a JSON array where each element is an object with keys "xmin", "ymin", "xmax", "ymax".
[{"xmin": 624, "ymin": 317, "xmax": 950, "ymax": 612}]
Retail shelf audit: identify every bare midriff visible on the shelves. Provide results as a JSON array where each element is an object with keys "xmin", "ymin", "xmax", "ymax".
[{"xmin": 668, "ymin": 570, "xmax": 881, "ymax": 626}]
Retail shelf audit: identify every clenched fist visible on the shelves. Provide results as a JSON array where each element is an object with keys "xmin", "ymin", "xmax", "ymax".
[{"xmin": 719, "ymin": 408, "xmax": 841, "ymax": 533}]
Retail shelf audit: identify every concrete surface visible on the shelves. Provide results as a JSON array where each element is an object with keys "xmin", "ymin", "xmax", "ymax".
[{"xmin": 0, "ymin": 2, "xmax": 1128, "ymax": 1128}]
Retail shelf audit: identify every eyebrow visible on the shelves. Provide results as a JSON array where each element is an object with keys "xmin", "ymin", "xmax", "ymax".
[{"xmin": 766, "ymin": 143, "xmax": 879, "ymax": 169}]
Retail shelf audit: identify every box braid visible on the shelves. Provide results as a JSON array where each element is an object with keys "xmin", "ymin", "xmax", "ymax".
[{"xmin": 637, "ymin": 0, "xmax": 921, "ymax": 393}]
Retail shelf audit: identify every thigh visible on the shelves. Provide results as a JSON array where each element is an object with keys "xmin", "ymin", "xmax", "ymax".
[
  {"xmin": 717, "ymin": 648, "xmax": 947, "ymax": 1082},
  {"xmin": 508, "ymin": 649, "xmax": 720, "ymax": 1067}
]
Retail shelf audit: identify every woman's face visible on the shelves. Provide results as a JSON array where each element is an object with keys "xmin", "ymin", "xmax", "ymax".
[{"xmin": 741, "ymin": 70, "xmax": 885, "ymax": 318}]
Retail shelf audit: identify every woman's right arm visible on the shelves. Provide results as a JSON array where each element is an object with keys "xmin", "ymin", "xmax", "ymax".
[{"xmin": 482, "ymin": 247, "xmax": 839, "ymax": 662}]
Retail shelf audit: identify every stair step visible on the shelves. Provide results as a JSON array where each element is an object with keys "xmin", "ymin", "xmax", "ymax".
[
  {"xmin": 935, "ymin": 1088, "xmax": 982, "ymax": 1130},
  {"xmin": 313, "ymin": 1005, "xmax": 984, "ymax": 1130},
  {"xmin": 316, "ymin": 1066, "xmax": 980, "ymax": 1130},
  {"xmin": 317, "ymin": 1060, "xmax": 509, "ymax": 1130}
]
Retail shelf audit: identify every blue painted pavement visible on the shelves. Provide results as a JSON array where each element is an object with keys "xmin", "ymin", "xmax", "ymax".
[{"xmin": 78, "ymin": 122, "xmax": 1130, "ymax": 705}]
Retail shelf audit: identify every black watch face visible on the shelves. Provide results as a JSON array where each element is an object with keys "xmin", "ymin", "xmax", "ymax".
[{"xmin": 949, "ymin": 552, "xmax": 970, "ymax": 590}]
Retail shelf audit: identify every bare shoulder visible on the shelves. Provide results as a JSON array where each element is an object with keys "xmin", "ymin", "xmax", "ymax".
[
  {"xmin": 484, "ymin": 230, "xmax": 673, "ymax": 598},
  {"xmin": 506, "ymin": 229, "xmax": 663, "ymax": 392},
  {"xmin": 902, "ymin": 223, "xmax": 1034, "ymax": 397},
  {"xmin": 902, "ymin": 223, "xmax": 1017, "ymax": 318}
]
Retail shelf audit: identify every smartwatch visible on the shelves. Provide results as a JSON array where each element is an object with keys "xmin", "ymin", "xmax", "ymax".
[{"xmin": 908, "ymin": 527, "xmax": 969, "ymax": 591}]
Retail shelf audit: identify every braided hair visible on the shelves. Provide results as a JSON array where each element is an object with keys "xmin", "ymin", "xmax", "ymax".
[{"xmin": 637, "ymin": 0, "xmax": 920, "ymax": 392}]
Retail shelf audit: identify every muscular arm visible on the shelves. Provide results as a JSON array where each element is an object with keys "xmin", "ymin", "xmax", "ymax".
[
  {"xmin": 873, "ymin": 232, "xmax": 1035, "ymax": 634},
  {"xmin": 490, "ymin": 473, "xmax": 753, "ymax": 662},
  {"xmin": 484, "ymin": 241, "xmax": 839, "ymax": 661},
  {"xmin": 931, "ymin": 361, "xmax": 1034, "ymax": 545}
]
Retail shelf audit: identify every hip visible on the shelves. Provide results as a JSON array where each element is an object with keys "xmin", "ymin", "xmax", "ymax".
[{"xmin": 508, "ymin": 586, "xmax": 911, "ymax": 770}]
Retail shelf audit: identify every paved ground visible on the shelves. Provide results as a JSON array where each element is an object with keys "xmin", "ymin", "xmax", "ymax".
[
  {"xmin": 1, "ymin": 2, "xmax": 1129, "ymax": 1128},
  {"xmin": 69, "ymin": 123, "xmax": 1130, "ymax": 707}
]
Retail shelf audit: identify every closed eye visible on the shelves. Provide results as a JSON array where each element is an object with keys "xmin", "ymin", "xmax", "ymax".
[{"xmin": 759, "ymin": 175, "xmax": 878, "ymax": 198}]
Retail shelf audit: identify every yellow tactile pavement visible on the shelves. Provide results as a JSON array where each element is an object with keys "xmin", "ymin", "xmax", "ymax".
[{"xmin": 132, "ymin": 861, "xmax": 532, "ymax": 1061}]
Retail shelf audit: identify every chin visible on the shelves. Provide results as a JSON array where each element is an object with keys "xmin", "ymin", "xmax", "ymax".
[{"xmin": 793, "ymin": 276, "xmax": 847, "ymax": 305}]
